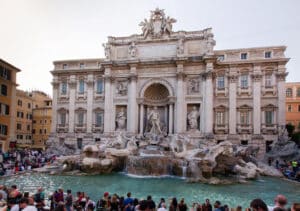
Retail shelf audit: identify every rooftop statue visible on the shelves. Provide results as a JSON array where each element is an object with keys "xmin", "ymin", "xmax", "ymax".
[{"xmin": 139, "ymin": 8, "xmax": 176, "ymax": 38}]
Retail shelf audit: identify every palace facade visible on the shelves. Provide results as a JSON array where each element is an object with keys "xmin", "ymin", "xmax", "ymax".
[{"xmin": 50, "ymin": 9, "xmax": 288, "ymax": 158}]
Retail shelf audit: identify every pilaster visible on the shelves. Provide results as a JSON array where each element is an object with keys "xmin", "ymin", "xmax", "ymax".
[
  {"xmin": 228, "ymin": 73, "xmax": 237, "ymax": 134},
  {"xmin": 86, "ymin": 74, "xmax": 94, "ymax": 133},
  {"xmin": 68, "ymin": 76, "xmax": 76, "ymax": 133},
  {"xmin": 51, "ymin": 81, "xmax": 59, "ymax": 133},
  {"xmin": 276, "ymin": 72, "xmax": 288, "ymax": 126},
  {"xmin": 252, "ymin": 65, "xmax": 262, "ymax": 134}
]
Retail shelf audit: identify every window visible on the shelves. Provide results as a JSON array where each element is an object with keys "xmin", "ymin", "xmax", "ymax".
[
  {"xmin": 217, "ymin": 55, "xmax": 225, "ymax": 61},
  {"xmin": 45, "ymin": 120, "xmax": 47, "ymax": 123},
  {"xmin": 265, "ymin": 111, "xmax": 273, "ymax": 125},
  {"xmin": 265, "ymin": 51, "xmax": 272, "ymax": 58},
  {"xmin": 17, "ymin": 100, "xmax": 22, "ymax": 106},
  {"xmin": 78, "ymin": 112, "xmax": 84, "ymax": 125},
  {"xmin": 241, "ymin": 53, "xmax": 248, "ymax": 60},
  {"xmin": 217, "ymin": 76, "xmax": 225, "ymax": 89},
  {"xmin": 288, "ymin": 105, "xmax": 292, "ymax": 112},
  {"xmin": 0, "ymin": 103, "xmax": 9, "ymax": 115},
  {"xmin": 33, "ymin": 120, "xmax": 36, "ymax": 124},
  {"xmin": 266, "ymin": 141, "xmax": 273, "ymax": 153},
  {"xmin": 27, "ymin": 125, "xmax": 30, "ymax": 131},
  {"xmin": 298, "ymin": 105, "xmax": 300, "ymax": 112},
  {"xmin": 297, "ymin": 88, "xmax": 300, "ymax": 97},
  {"xmin": 240, "ymin": 74, "xmax": 248, "ymax": 88},
  {"xmin": 27, "ymin": 103, "xmax": 31, "ymax": 109},
  {"xmin": 79, "ymin": 63, "xmax": 85, "ymax": 69},
  {"xmin": 95, "ymin": 112, "xmax": 103, "ymax": 126},
  {"xmin": 0, "ymin": 124, "xmax": 8, "ymax": 135},
  {"xmin": 265, "ymin": 75, "xmax": 272, "ymax": 87},
  {"xmin": 96, "ymin": 79, "xmax": 104, "ymax": 94},
  {"xmin": 216, "ymin": 112, "xmax": 225, "ymax": 125},
  {"xmin": 44, "ymin": 129, "xmax": 47, "ymax": 134},
  {"xmin": 39, "ymin": 129, "xmax": 42, "ymax": 134},
  {"xmin": 17, "ymin": 123, "xmax": 22, "ymax": 130},
  {"xmin": 32, "ymin": 129, "xmax": 35, "ymax": 134},
  {"xmin": 0, "ymin": 84, "xmax": 7, "ymax": 96},
  {"xmin": 0, "ymin": 66, "xmax": 10, "ymax": 80},
  {"xmin": 286, "ymin": 88, "xmax": 292, "ymax": 97},
  {"xmin": 62, "ymin": 64, "xmax": 68, "ymax": 69},
  {"xmin": 240, "ymin": 111, "xmax": 250, "ymax": 125},
  {"xmin": 60, "ymin": 113, "xmax": 66, "ymax": 125},
  {"xmin": 241, "ymin": 140, "xmax": 248, "ymax": 145},
  {"xmin": 61, "ymin": 82, "xmax": 67, "ymax": 95},
  {"xmin": 79, "ymin": 79, "xmax": 85, "ymax": 94}
]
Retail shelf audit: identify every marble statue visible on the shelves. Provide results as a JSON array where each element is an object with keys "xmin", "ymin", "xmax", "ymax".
[
  {"xmin": 116, "ymin": 108, "xmax": 126, "ymax": 130},
  {"xmin": 116, "ymin": 81, "xmax": 127, "ymax": 96},
  {"xmin": 139, "ymin": 18, "xmax": 152, "ymax": 39},
  {"xmin": 147, "ymin": 106, "xmax": 162, "ymax": 135},
  {"xmin": 102, "ymin": 43, "xmax": 111, "ymax": 60},
  {"xmin": 177, "ymin": 39, "xmax": 184, "ymax": 55},
  {"xmin": 128, "ymin": 42, "xmax": 137, "ymax": 58},
  {"xmin": 187, "ymin": 106, "xmax": 200, "ymax": 130}
]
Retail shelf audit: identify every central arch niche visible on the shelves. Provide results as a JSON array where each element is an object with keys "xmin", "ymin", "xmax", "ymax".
[
  {"xmin": 140, "ymin": 82, "xmax": 173, "ymax": 136},
  {"xmin": 144, "ymin": 83, "xmax": 170, "ymax": 103}
]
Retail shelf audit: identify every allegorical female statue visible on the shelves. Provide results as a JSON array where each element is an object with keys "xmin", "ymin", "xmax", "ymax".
[{"xmin": 116, "ymin": 108, "xmax": 126, "ymax": 130}]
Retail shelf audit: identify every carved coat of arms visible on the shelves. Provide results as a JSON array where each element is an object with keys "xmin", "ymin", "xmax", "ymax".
[{"xmin": 139, "ymin": 8, "xmax": 176, "ymax": 39}]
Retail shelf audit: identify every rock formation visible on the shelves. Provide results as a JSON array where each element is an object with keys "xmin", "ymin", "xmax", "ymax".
[{"xmin": 47, "ymin": 133, "xmax": 283, "ymax": 184}]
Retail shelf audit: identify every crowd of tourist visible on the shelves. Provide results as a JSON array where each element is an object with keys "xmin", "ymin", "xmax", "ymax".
[
  {"xmin": 0, "ymin": 185, "xmax": 299, "ymax": 211},
  {"xmin": 271, "ymin": 159, "xmax": 300, "ymax": 181},
  {"xmin": 0, "ymin": 149, "xmax": 55, "ymax": 176}
]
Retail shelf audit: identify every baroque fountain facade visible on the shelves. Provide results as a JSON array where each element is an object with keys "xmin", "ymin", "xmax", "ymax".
[{"xmin": 47, "ymin": 9, "xmax": 290, "ymax": 182}]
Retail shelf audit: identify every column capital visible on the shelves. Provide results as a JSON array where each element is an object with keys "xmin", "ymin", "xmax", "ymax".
[
  {"xmin": 129, "ymin": 73, "xmax": 138, "ymax": 82},
  {"xmin": 68, "ymin": 80, "xmax": 77, "ymax": 88},
  {"xmin": 52, "ymin": 81, "xmax": 59, "ymax": 89},
  {"xmin": 177, "ymin": 72, "xmax": 186, "ymax": 80},
  {"xmin": 251, "ymin": 73, "xmax": 262, "ymax": 82},
  {"xmin": 228, "ymin": 74, "xmax": 238, "ymax": 83},
  {"xmin": 202, "ymin": 72, "xmax": 213, "ymax": 80},
  {"xmin": 276, "ymin": 72, "xmax": 288, "ymax": 81}
]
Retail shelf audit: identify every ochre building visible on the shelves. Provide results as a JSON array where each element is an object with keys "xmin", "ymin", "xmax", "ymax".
[
  {"xmin": 0, "ymin": 59, "xmax": 20, "ymax": 152},
  {"xmin": 286, "ymin": 82, "xmax": 300, "ymax": 131}
]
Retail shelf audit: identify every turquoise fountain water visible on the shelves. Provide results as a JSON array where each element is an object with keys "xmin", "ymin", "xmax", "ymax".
[{"xmin": 1, "ymin": 173, "xmax": 299, "ymax": 209}]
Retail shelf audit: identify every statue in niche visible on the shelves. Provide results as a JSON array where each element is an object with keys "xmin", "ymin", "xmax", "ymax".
[
  {"xmin": 128, "ymin": 42, "xmax": 137, "ymax": 58},
  {"xmin": 188, "ymin": 78, "xmax": 200, "ymax": 94},
  {"xmin": 187, "ymin": 106, "xmax": 200, "ymax": 130},
  {"xmin": 116, "ymin": 108, "xmax": 126, "ymax": 130},
  {"xmin": 116, "ymin": 81, "xmax": 127, "ymax": 96},
  {"xmin": 102, "ymin": 43, "xmax": 111, "ymax": 60},
  {"xmin": 147, "ymin": 106, "xmax": 162, "ymax": 135}
]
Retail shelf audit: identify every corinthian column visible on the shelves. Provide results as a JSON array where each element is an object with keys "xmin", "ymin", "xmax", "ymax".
[
  {"xmin": 128, "ymin": 65, "xmax": 138, "ymax": 133},
  {"xmin": 103, "ymin": 66, "xmax": 112, "ymax": 133},
  {"xmin": 204, "ymin": 62, "xmax": 213, "ymax": 134},
  {"xmin": 175, "ymin": 63, "xmax": 185, "ymax": 133}
]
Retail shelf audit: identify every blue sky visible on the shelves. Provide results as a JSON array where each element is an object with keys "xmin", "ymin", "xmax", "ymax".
[{"xmin": 0, "ymin": 0, "xmax": 299, "ymax": 95}]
